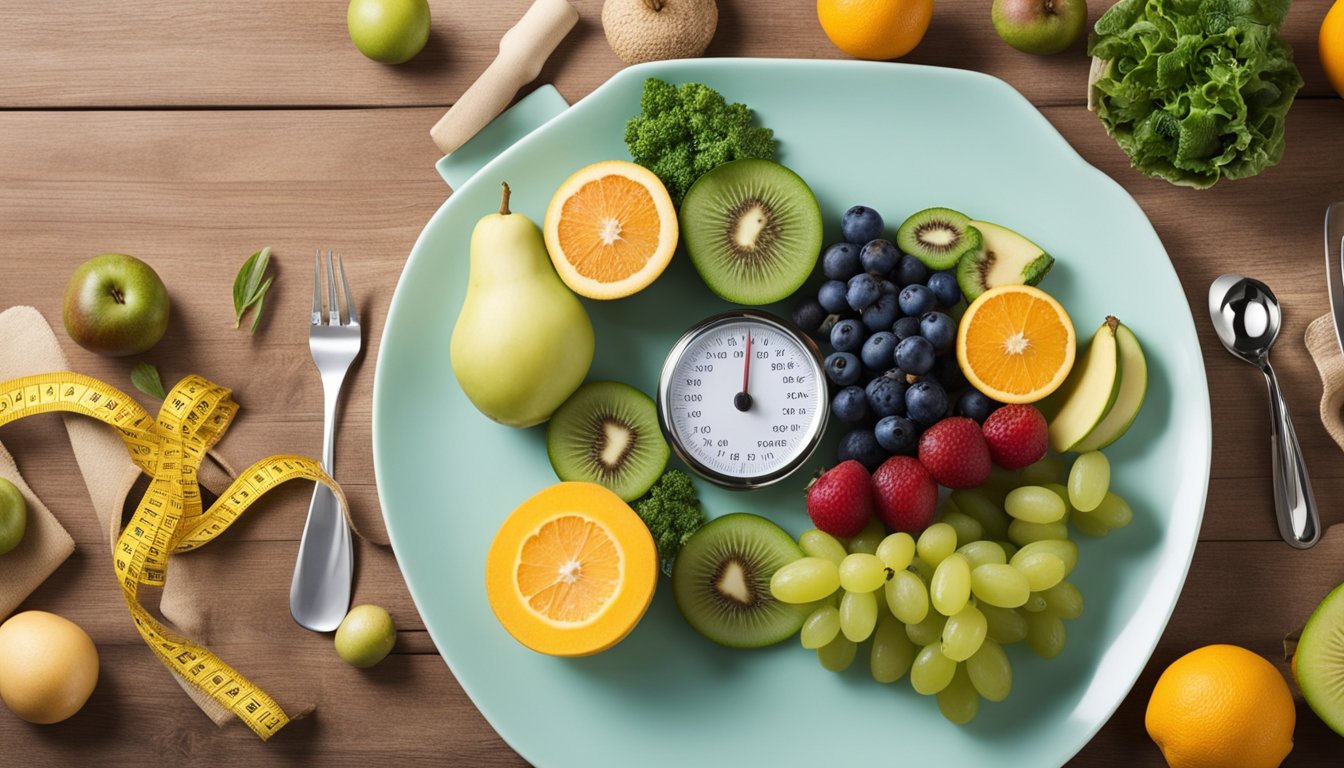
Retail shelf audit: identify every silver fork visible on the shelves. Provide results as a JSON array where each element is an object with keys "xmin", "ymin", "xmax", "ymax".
[{"xmin": 290, "ymin": 249, "xmax": 361, "ymax": 632}]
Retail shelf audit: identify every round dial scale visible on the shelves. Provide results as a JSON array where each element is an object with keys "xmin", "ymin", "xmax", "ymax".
[{"xmin": 657, "ymin": 310, "xmax": 829, "ymax": 489}]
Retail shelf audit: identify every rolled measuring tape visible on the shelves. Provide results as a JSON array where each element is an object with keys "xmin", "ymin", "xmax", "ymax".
[{"xmin": 0, "ymin": 371, "xmax": 347, "ymax": 740}]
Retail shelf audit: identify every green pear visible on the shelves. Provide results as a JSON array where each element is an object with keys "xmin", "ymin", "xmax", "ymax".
[{"xmin": 451, "ymin": 183, "xmax": 595, "ymax": 428}]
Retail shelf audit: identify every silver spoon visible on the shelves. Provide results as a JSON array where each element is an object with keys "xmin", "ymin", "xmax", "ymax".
[{"xmin": 1209, "ymin": 274, "xmax": 1320, "ymax": 548}]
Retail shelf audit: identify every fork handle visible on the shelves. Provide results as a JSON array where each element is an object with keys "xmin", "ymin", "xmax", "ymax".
[{"xmin": 319, "ymin": 371, "xmax": 345, "ymax": 471}]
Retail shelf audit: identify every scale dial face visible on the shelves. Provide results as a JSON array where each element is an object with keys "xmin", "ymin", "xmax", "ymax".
[{"xmin": 658, "ymin": 311, "xmax": 829, "ymax": 489}]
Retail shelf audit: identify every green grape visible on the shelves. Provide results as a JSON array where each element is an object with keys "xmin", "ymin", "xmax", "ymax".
[
  {"xmin": 948, "ymin": 489, "xmax": 1010, "ymax": 540},
  {"xmin": 966, "ymin": 639, "xmax": 1012, "ymax": 702},
  {"xmin": 840, "ymin": 588, "xmax": 879, "ymax": 642},
  {"xmin": 941, "ymin": 510, "xmax": 984, "ymax": 545},
  {"xmin": 996, "ymin": 540, "xmax": 1020, "ymax": 561},
  {"xmin": 905, "ymin": 610, "xmax": 948, "ymax": 647},
  {"xmin": 1026, "ymin": 610, "xmax": 1066, "ymax": 659},
  {"xmin": 1042, "ymin": 483, "xmax": 1075, "ymax": 512},
  {"xmin": 870, "ymin": 612, "xmax": 917, "ymax": 683},
  {"xmin": 800, "ymin": 529, "xmax": 848, "ymax": 564},
  {"xmin": 1070, "ymin": 508, "xmax": 1111, "ymax": 537},
  {"xmin": 1022, "ymin": 593, "xmax": 1048, "ymax": 612},
  {"xmin": 937, "ymin": 665, "xmax": 981, "ymax": 725},
  {"xmin": 1004, "ymin": 485, "xmax": 1067, "ymax": 524},
  {"xmin": 769, "ymin": 557, "xmax": 840, "ymax": 603},
  {"xmin": 1007, "ymin": 519, "xmax": 1069, "ymax": 546},
  {"xmin": 980, "ymin": 604, "xmax": 1028, "ymax": 644},
  {"xmin": 1013, "ymin": 539, "xmax": 1078, "ymax": 576},
  {"xmin": 930, "ymin": 553, "xmax": 971, "ymax": 616},
  {"xmin": 876, "ymin": 532, "xmax": 916, "ymax": 570},
  {"xmin": 941, "ymin": 603, "xmax": 987, "ymax": 661},
  {"xmin": 1068, "ymin": 450, "xmax": 1110, "ymax": 512},
  {"xmin": 800, "ymin": 604, "xmax": 841, "ymax": 649},
  {"xmin": 1020, "ymin": 455, "xmax": 1065, "ymax": 486},
  {"xmin": 1089, "ymin": 491, "xmax": 1133, "ymax": 529},
  {"xmin": 848, "ymin": 517, "xmax": 887, "ymax": 555},
  {"xmin": 1012, "ymin": 551, "xmax": 1066, "ymax": 592},
  {"xmin": 885, "ymin": 570, "xmax": 929, "ymax": 625},
  {"xmin": 911, "ymin": 644, "xmax": 957, "ymax": 695},
  {"xmin": 817, "ymin": 634, "xmax": 858, "ymax": 672},
  {"xmin": 1041, "ymin": 581, "xmax": 1084, "ymax": 620},
  {"xmin": 957, "ymin": 540, "xmax": 1007, "ymax": 570},
  {"xmin": 839, "ymin": 553, "xmax": 888, "ymax": 593},
  {"xmin": 917, "ymin": 523, "xmax": 958, "ymax": 567},
  {"xmin": 970, "ymin": 563, "xmax": 1030, "ymax": 608},
  {"xmin": 908, "ymin": 556, "xmax": 934, "ymax": 583}
]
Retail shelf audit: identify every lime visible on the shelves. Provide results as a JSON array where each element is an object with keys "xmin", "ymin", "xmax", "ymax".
[
  {"xmin": 0, "ymin": 478, "xmax": 27, "ymax": 556},
  {"xmin": 346, "ymin": 0, "xmax": 431, "ymax": 65},
  {"xmin": 334, "ymin": 605, "xmax": 396, "ymax": 668}
]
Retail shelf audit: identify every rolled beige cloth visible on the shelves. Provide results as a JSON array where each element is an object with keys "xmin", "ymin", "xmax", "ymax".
[
  {"xmin": 0, "ymin": 442, "xmax": 75, "ymax": 620},
  {"xmin": 1307, "ymin": 313, "xmax": 1344, "ymax": 453}
]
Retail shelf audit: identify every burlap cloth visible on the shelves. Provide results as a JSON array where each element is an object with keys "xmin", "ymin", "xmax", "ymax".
[{"xmin": 1306, "ymin": 313, "xmax": 1344, "ymax": 452}]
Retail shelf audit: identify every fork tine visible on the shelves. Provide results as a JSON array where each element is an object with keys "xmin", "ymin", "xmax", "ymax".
[
  {"xmin": 326, "ymin": 249, "xmax": 340, "ymax": 325},
  {"xmin": 337, "ymin": 251, "xmax": 358, "ymax": 325},
  {"xmin": 312, "ymin": 249, "xmax": 323, "ymax": 326}
]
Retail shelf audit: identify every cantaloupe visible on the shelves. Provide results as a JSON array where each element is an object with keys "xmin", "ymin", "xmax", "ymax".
[{"xmin": 485, "ymin": 481, "xmax": 658, "ymax": 657}]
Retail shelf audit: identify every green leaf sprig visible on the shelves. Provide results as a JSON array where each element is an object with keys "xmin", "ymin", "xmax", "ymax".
[
  {"xmin": 131, "ymin": 362, "xmax": 166, "ymax": 400},
  {"xmin": 233, "ymin": 247, "xmax": 274, "ymax": 334}
]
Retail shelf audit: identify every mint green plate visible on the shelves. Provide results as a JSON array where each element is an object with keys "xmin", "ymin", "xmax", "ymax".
[{"xmin": 373, "ymin": 59, "xmax": 1210, "ymax": 767}]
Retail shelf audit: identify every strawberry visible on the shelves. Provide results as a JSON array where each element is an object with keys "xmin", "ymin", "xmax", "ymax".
[
  {"xmin": 806, "ymin": 460, "xmax": 875, "ymax": 538},
  {"xmin": 917, "ymin": 417, "xmax": 991, "ymax": 489},
  {"xmin": 871, "ymin": 456, "xmax": 937, "ymax": 535},
  {"xmin": 982, "ymin": 404, "xmax": 1049, "ymax": 470}
]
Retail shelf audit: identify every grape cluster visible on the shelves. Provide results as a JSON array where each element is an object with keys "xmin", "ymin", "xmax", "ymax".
[
  {"xmin": 767, "ymin": 451, "xmax": 1132, "ymax": 724},
  {"xmin": 792, "ymin": 205, "xmax": 1000, "ymax": 469}
]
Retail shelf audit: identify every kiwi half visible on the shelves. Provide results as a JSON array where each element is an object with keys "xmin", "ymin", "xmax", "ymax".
[
  {"xmin": 672, "ymin": 512, "xmax": 811, "ymax": 648},
  {"xmin": 546, "ymin": 381, "xmax": 670, "ymax": 502},
  {"xmin": 1295, "ymin": 582, "xmax": 1344, "ymax": 736},
  {"xmin": 679, "ymin": 159, "xmax": 823, "ymax": 305},
  {"xmin": 896, "ymin": 207, "xmax": 982, "ymax": 270}
]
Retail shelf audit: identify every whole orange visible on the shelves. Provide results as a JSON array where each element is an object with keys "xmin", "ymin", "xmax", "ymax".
[
  {"xmin": 817, "ymin": 0, "xmax": 934, "ymax": 60},
  {"xmin": 1145, "ymin": 644, "xmax": 1295, "ymax": 768},
  {"xmin": 1321, "ymin": 0, "xmax": 1344, "ymax": 99}
]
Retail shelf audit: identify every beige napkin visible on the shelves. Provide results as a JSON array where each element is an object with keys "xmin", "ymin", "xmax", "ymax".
[
  {"xmin": 1306, "ymin": 313, "xmax": 1344, "ymax": 452},
  {"xmin": 0, "ymin": 443, "xmax": 76, "ymax": 620}
]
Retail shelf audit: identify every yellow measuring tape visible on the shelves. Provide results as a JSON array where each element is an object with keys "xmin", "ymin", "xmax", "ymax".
[{"xmin": 0, "ymin": 371, "xmax": 348, "ymax": 740}]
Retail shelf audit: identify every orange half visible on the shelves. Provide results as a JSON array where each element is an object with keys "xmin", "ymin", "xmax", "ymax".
[
  {"xmin": 543, "ymin": 160, "xmax": 678, "ymax": 300},
  {"xmin": 956, "ymin": 284, "xmax": 1076, "ymax": 404}
]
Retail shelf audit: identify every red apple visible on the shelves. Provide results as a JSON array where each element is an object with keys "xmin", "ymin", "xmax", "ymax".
[
  {"xmin": 991, "ymin": 0, "xmax": 1087, "ymax": 55},
  {"xmin": 62, "ymin": 253, "xmax": 170, "ymax": 356}
]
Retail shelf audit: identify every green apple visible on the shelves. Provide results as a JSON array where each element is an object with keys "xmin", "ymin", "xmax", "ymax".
[
  {"xmin": 958, "ymin": 220, "xmax": 1056, "ymax": 301},
  {"xmin": 1048, "ymin": 317, "xmax": 1121, "ymax": 453},
  {"xmin": 347, "ymin": 0, "xmax": 431, "ymax": 65},
  {"xmin": 1073, "ymin": 322, "xmax": 1147, "ymax": 452},
  {"xmin": 1296, "ymin": 582, "xmax": 1344, "ymax": 736},
  {"xmin": 62, "ymin": 253, "xmax": 170, "ymax": 357},
  {"xmin": 334, "ymin": 604, "xmax": 396, "ymax": 668},
  {"xmin": 0, "ymin": 477, "xmax": 27, "ymax": 556},
  {"xmin": 991, "ymin": 0, "xmax": 1087, "ymax": 55}
]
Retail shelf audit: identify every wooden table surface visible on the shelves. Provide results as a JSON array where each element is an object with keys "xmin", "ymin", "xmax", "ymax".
[{"xmin": 2, "ymin": 0, "xmax": 1343, "ymax": 764}]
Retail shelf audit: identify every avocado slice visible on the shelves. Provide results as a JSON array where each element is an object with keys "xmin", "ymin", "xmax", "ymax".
[{"xmin": 956, "ymin": 220, "xmax": 1056, "ymax": 301}]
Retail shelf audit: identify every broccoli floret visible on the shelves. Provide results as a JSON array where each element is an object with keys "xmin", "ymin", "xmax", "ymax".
[
  {"xmin": 625, "ymin": 78, "xmax": 778, "ymax": 204},
  {"xmin": 633, "ymin": 469, "xmax": 706, "ymax": 575}
]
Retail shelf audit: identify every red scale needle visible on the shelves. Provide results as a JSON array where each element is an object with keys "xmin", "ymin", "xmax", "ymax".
[{"xmin": 734, "ymin": 330, "xmax": 753, "ymax": 412}]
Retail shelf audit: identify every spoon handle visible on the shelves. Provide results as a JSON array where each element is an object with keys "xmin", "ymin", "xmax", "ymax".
[{"xmin": 1262, "ymin": 362, "xmax": 1321, "ymax": 548}]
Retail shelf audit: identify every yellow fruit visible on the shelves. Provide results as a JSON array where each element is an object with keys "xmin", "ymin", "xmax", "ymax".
[
  {"xmin": 334, "ymin": 605, "xmax": 397, "ymax": 668},
  {"xmin": 1146, "ymin": 644, "xmax": 1295, "ymax": 768},
  {"xmin": 543, "ymin": 160, "xmax": 679, "ymax": 300},
  {"xmin": 0, "ymin": 611, "xmax": 99, "ymax": 724},
  {"xmin": 955, "ymin": 284, "xmax": 1076, "ymax": 404},
  {"xmin": 1321, "ymin": 1, "xmax": 1344, "ymax": 100},
  {"xmin": 817, "ymin": 0, "xmax": 934, "ymax": 61},
  {"xmin": 485, "ymin": 482, "xmax": 657, "ymax": 657}
]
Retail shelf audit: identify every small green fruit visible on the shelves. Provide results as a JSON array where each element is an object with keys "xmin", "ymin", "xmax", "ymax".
[
  {"xmin": 334, "ymin": 605, "xmax": 396, "ymax": 668},
  {"xmin": 347, "ymin": 0, "xmax": 431, "ymax": 65},
  {"xmin": 0, "ymin": 478, "xmax": 27, "ymax": 556}
]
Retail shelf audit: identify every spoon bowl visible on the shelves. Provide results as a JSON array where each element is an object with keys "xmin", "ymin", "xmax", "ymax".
[{"xmin": 1209, "ymin": 273, "xmax": 1283, "ymax": 366}]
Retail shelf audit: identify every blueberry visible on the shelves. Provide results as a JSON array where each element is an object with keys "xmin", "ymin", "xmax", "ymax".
[
  {"xmin": 955, "ymin": 389, "xmax": 1001, "ymax": 424},
  {"xmin": 865, "ymin": 372, "xmax": 908, "ymax": 419},
  {"xmin": 892, "ymin": 316, "xmax": 922, "ymax": 341},
  {"xmin": 792, "ymin": 297, "xmax": 827, "ymax": 333},
  {"xmin": 818, "ymin": 280, "xmax": 849, "ymax": 314},
  {"xmin": 860, "ymin": 239, "xmax": 900, "ymax": 276},
  {"xmin": 906, "ymin": 379, "xmax": 949, "ymax": 426},
  {"xmin": 919, "ymin": 311, "xmax": 956, "ymax": 353},
  {"xmin": 830, "ymin": 318, "xmax": 867, "ymax": 354},
  {"xmin": 895, "ymin": 254, "xmax": 930, "ymax": 287},
  {"xmin": 831, "ymin": 385, "xmax": 870, "ymax": 424},
  {"xmin": 862, "ymin": 294, "xmax": 900, "ymax": 332},
  {"xmin": 846, "ymin": 273, "xmax": 881, "ymax": 311},
  {"xmin": 927, "ymin": 271, "xmax": 962, "ymax": 308},
  {"xmin": 879, "ymin": 279, "xmax": 899, "ymax": 296},
  {"xmin": 875, "ymin": 415, "xmax": 920, "ymax": 454},
  {"xmin": 932, "ymin": 354, "xmax": 968, "ymax": 391},
  {"xmin": 822, "ymin": 242, "xmax": 863, "ymax": 281},
  {"xmin": 837, "ymin": 428, "xmax": 887, "ymax": 471},
  {"xmin": 825, "ymin": 352, "xmax": 862, "ymax": 386},
  {"xmin": 861, "ymin": 331, "xmax": 898, "ymax": 372},
  {"xmin": 841, "ymin": 206, "xmax": 885, "ymax": 245},
  {"xmin": 898, "ymin": 283, "xmax": 937, "ymax": 317},
  {"xmin": 895, "ymin": 335, "xmax": 935, "ymax": 376}
]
